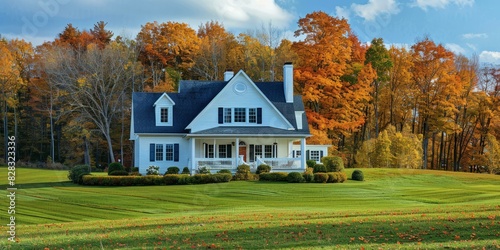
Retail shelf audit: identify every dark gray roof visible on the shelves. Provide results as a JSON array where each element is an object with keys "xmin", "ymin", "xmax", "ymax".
[{"xmin": 132, "ymin": 80, "xmax": 310, "ymax": 135}]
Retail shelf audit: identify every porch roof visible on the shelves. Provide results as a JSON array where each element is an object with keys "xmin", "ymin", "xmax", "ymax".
[{"xmin": 186, "ymin": 126, "xmax": 310, "ymax": 137}]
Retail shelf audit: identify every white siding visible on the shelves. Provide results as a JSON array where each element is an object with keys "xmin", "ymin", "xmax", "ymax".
[
  {"xmin": 137, "ymin": 135, "xmax": 190, "ymax": 175},
  {"xmin": 187, "ymin": 72, "xmax": 293, "ymax": 133}
]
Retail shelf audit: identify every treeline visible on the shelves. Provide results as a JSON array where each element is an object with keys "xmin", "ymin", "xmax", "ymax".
[{"xmin": 0, "ymin": 11, "xmax": 499, "ymax": 173}]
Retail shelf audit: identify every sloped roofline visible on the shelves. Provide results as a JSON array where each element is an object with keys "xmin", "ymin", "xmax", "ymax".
[
  {"xmin": 185, "ymin": 70, "xmax": 295, "ymax": 130},
  {"xmin": 153, "ymin": 92, "xmax": 176, "ymax": 106}
]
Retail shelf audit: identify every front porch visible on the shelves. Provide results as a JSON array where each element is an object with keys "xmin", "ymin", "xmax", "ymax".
[{"xmin": 188, "ymin": 137, "xmax": 306, "ymax": 173}]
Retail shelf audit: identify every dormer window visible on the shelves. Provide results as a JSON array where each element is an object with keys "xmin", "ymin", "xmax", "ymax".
[
  {"xmin": 154, "ymin": 93, "xmax": 175, "ymax": 127},
  {"xmin": 160, "ymin": 107, "xmax": 169, "ymax": 123}
]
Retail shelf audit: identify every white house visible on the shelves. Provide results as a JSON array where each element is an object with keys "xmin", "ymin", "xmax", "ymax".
[{"xmin": 130, "ymin": 63, "xmax": 329, "ymax": 174}]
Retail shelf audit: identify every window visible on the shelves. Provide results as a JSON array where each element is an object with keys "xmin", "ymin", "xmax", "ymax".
[
  {"xmin": 254, "ymin": 145, "xmax": 262, "ymax": 161},
  {"xmin": 224, "ymin": 108, "xmax": 232, "ymax": 123},
  {"xmin": 264, "ymin": 145, "xmax": 273, "ymax": 158},
  {"xmin": 165, "ymin": 144, "xmax": 174, "ymax": 161},
  {"xmin": 207, "ymin": 144, "xmax": 215, "ymax": 158},
  {"xmin": 249, "ymin": 108, "xmax": 257, "ymax": 123},
  {"xmin": 155, "ymin": 144, "xmax": 163, "ymax": 161},
  {"xmin": 218, "ymin": 145, "xmax": 227, "ymax": 158},
  {"xmin": 160, "ymin": 108, "xmax": 169, "ymax": 123},
  {"xmin": 293, "ymin": 150, "xmax": 301, "ymax": 158},
  {"xmin": 234, "ymin": 108, "xmax": 246, "ymax": 122},
  {"xmin": 310, "ymin": 150, "xmax": 320, "ymax": 161}
]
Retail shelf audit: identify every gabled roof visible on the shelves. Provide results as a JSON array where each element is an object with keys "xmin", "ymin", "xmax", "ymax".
[{"xmin": 132, "ymin": 79, "xmax": 310, "ymax": 135}]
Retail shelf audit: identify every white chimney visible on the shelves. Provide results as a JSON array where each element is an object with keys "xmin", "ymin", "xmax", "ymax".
[
  {"xmin": 283, "ymin": 63, "xmax": 293, "ymax": 103},
  {"xmin": 224, "ymin": 70, "xmax": 234, "ymax": 81}
]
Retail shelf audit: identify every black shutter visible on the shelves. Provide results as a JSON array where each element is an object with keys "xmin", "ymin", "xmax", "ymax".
[
  {"xmin": 257, "ymin": 108, "xmax": 262, "ymax": 124},
  {"xmin": 292, "ymin": 150, "xmax": 296, "ymax": 158},
  {"xmin": 227, "ymin": 144, "xmax": 232, "ymax": 158},
  {"xmin": 249, "ymin": 144, "xmax": 255, "ymax": 162},
  {"xmin": 174, "ymin": 143, "xmax": 179, "ymax": 162},
  {"xmin": 150, "ymin": 144, "xmax": 155, "ymax": 162},
  {"xmin": 306, "ymin": 150, "xmax": 310, "ymax": 160},
  {"xmin": 218, "ymin": 107, "xmax": 224, "ymax": 124},
  {"xmin": 319, "ymin": 150, "xmax": 324, "ymax": 161}
]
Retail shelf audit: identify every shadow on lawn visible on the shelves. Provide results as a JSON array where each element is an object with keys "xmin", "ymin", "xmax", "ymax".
[{"xmin": 0, "ymin": 181, "xmax": 74, "ymax": 189}]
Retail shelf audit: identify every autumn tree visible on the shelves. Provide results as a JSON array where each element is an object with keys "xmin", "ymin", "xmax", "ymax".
[
  {"xmin": 365, "ymin": 38, "xmax": 393, "ymax": 138},
  {"xmin": 42, "ymin": 42, "xmax": 141, "ymax": 163},
  {"xmin": 410, "ymin": 37, "xmax": 456, "ymax": 169},
  {"xmin": 136, "ymin": 21, "xmax": 200, "ymax": 90},
  {"xmin": 292, "ymin": 11, "xmax": 376, "ymax": 151}
]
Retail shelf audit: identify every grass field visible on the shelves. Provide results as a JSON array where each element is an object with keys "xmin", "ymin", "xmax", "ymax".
[{"xmin": 0, "ymin": 167, "xmax": 499, "ymax": 249}]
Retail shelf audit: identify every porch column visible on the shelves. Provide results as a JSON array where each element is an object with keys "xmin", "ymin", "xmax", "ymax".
[
  {"xmin": 300, "ymin": 138, "xmax": 306, "ymax": 171},
  {"xmin": 235, "ymin": 137, "xmax": 239, "ymax": 168},
  {"xmin": 191, "ymin": 138, "xmax": 196, "ymax": 175}
]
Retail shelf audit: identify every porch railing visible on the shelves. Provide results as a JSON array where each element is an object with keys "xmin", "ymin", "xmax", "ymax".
[
  {"xmin": 257, "ymin": 157, "xmax": 302, "ymax": 169},
  {"xmin": 195, "ymin": 158, "xmax": 235, "ymax": 170}
]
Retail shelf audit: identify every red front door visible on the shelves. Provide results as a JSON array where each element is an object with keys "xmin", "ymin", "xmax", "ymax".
[{"xmin": 239, "ymin": 146, "xmax": 247, "ymax": 162}]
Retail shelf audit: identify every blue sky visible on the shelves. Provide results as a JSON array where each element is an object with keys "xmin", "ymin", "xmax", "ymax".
[{"xmin": 1, "ymin": 0, "xmax": 499, "ymax": 64}]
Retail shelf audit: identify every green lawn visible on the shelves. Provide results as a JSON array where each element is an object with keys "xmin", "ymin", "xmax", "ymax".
[{"xmin": 0, "ymin": 167, "xmax": 499, "ymax": 249}]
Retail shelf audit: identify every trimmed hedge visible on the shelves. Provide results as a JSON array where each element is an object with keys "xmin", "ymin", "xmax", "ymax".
[
  {"xmin": 165, "ymin": 167, "xmax": 180, "ymax": 175},
  {"xmin": 287, "ymin": 172, "xmax": 304, "ymax": 183},
  {"xmin": 109, "ymin": 170, "xmax": 129, "ymax": 176},
  {"xmin": 322, "ymin": 156, "xmax": 344, "ymax": 172},
  {"xmin": 68, "ymin": 165, "xmax": 90, "ymax": 184},
  {"xmin": 327, "ymin": 172, "xmax": 347, "ymax": 183},
  {"xmin": 259, "ymin": 172, "xmax": 288, "ymax": 182},
  {"xmin": 217, "ymin": 169, "xmax": 232, "ymax": 174},
  {"xmin": 306, "ymin": 160, "xmax": 317, "ymax": 169},
  {"xmin": 352, "ymin": 170, "xmax": 364, "ymax": 181},
  {"xmin": 256, "ymin": 164, "xmax": 271, "ymax": 174},
  {"xmin": 181, "ymin": 167, "xmax": 191, "ymax": 174},
  {"xmin": 313, "ymin": 164, "xmax": 327, "ymax": 173},
  {"xmin": 108, "ymin": 162, "xmax": 124, "ymax": 174},
  {"xmin": 314, "ymin": 173, "xmax": 329, "ymax": 183},
  {"xmin": 82, "ymin": 173, "xmax": 232, "ymax": 186}
]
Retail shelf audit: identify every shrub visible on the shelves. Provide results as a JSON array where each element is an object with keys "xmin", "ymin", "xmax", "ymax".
[
  {"xmin": 352, "ymin": 170, "xmax": 364, "ymax": 181},
  {"xmin": 131, "ymin": 167, "xmax": 139, "ymax": 172},
  {"xmin": 146, "ymin": 165, "xmax": 160, "ymax": 175},
  {"xmin": 313, "ymin": 164, "xmax": 327, "ymax": 173},
  {"xmin": 287, "ymin": 172, "xmax": 304, "ymax": 183},
  {"xmin": 314, "ymin": 173, "xmax": 329, "ymax": 183},
  {"xmin": 236, "ymin": 164, "xmax": 251, "ymax": 173},
  {"xmin": 256, "ymin": 164, "xmax": 271, "ymax": 174},
  {"xmin": 109, "ymin": 170, "xmax": 129, "ymax": 176},
  {"xmin": 197, "ymin": 166, "xmax": 211, "ymax": 174},
  {"xmin": 108, "ymin": 162, "xmax": 124, "ymax": 175},
  {"xmin": 217, "ymin": 169, "xmax": 232, "ymax": 174},
  {"xmin": 68, "ymin": 165, "xmax": 90, "ymax": 184},
  {"xmin": 181, "ymin": 167, "xmax": 191, "ymax": 175},
  {"xmin": 163, "ymin": 174, "xmax": 181, "ymax": 185},
  {"xmin": 306, "ymin": 160, "xmax": 317, "ymax": 169},
  {"xmin": 326, "ymin": 172, "xmax": 346, "ymax": 183},
  {"xmin": 165, "ymin": 166, "xmax": 180, "ymax": 175},
  {"xmin": 302, "ymin": 167, "xmax": 314, "ymax": 182},
  {"xmin": 233, "ymin": 172, "xmax": 257, "ymax": 181},
  {"xmin": 177, "ymin": 174, "xmax": 193, "ymax": 185},
  {"xmin": 323, "ymin": 156, "xmax": 344, "ymax": 172},
  {"xmin": 259, "ymin": 172, "xmax": 288, "ymax": 182}
]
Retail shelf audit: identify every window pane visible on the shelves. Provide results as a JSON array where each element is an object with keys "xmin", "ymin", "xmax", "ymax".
[
  {"xmin": 160, "ymin": 108, "xmax": 168, "ymax": 123},
  {"xmin": 310, "ymin": 150, "xmax": 320, "ymax": 161},
  {"xmin": 249, "ymin": 108, "xmax": 257, "ymax": 123},
  {"xmin": 234, "ymin": 108, "xmax": 246, "ymax": 122},
  {"xmin": 218, "ymin": 144, "xmax": 227, "ymax": 158},
  {"xmin": 224, "ymin": 108, "xmax": 232, "ymax": 123},
  {"xmin": 155, "ymin": 144, "xmax": 163, "ymax": 161},
  {"xmin": 165, "ymin": 144, "xmax": 173, "ymax": 161},
  {"xmin": 255, "ymin": 145, "xmax": 262, "ymax": 159},
  {"xmin": 264, "ymin": 145, "xmax": 273, "ymax": 158},
  {"xmin": 208, "ymin": 144, "xmax": 215, "ymax": 158}
]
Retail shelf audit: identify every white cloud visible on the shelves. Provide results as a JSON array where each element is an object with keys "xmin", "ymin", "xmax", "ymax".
[
  {"xmin": 462, "ymin": 33, "xmax": 488, "ymax": 39},
  {"xmin": 466, "ymin": 43, "xmax": 477, "ymax": 51},
  {"xmin": 445, "ymin": 43, "xmax": 466, "ymax": 55},
  {"xmin": 335, "ymin": 6, "xmax": 350, "ymax": 20},
  {"xmin": 414, "ymin": 0, "xmax": 474, "ymax": 10},
  {"xmin": 351, "ymin": 0, "xmax": 400, "ymax": 22},
  {"xmin": 479, "ymin": 51, "xmax": 500, "ymax": 65}
]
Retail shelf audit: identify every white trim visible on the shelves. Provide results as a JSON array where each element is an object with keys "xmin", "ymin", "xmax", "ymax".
[
  {"xmin": 155, "ymin": 105, "xmax": 173, "ymax": 126},
  {"xmin": 153, "ymin": 93, "xmax": 175, "ymax": 106},
  {"xmin": 185, "ymin": 70, "xmax": 295, "ymax": 130}
]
